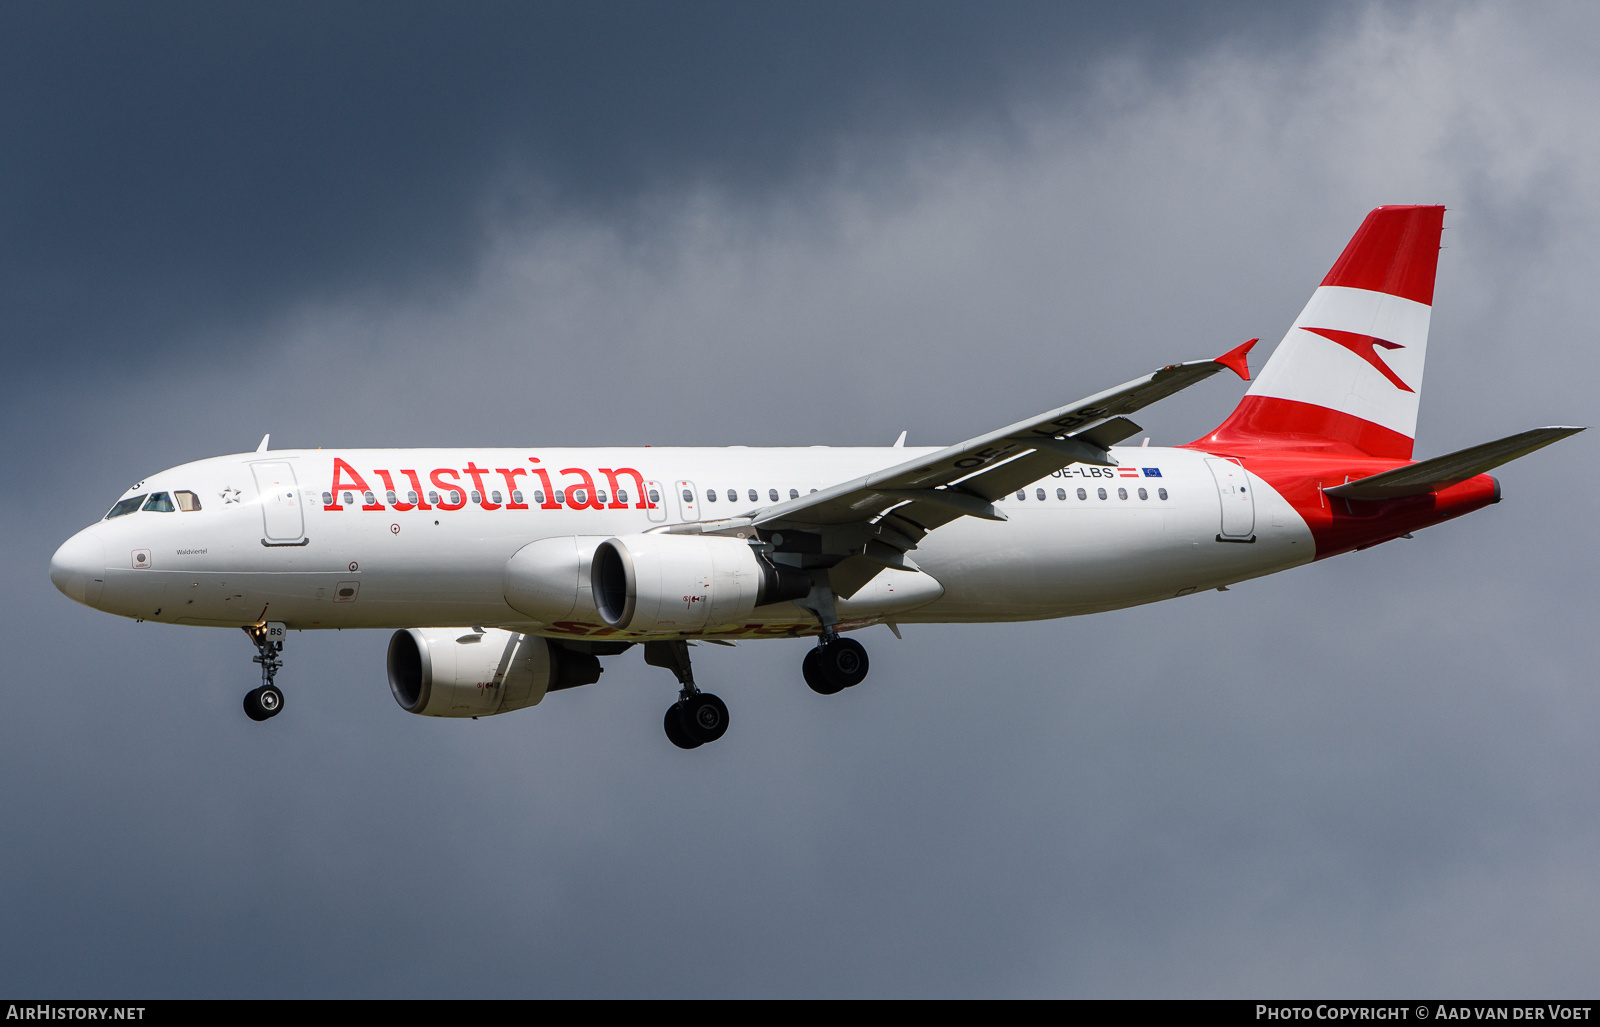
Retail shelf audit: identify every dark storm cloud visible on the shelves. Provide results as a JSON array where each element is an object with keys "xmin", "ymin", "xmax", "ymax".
[{"xmin": 1, "ymin": 1, "xmax": 1350, "ymax": 376}]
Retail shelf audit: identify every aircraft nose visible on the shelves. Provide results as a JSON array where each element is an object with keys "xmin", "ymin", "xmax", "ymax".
[{"xmin": 50, "ymin": 529, "xmax": 106, "ymax": 607}]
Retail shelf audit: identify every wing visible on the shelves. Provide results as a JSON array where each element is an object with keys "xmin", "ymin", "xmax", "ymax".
[
  {"xmin": 670, "ymin": 346, "xmax": 1253, "ymax": 594},
  {"xmin": 756, "ymin": 349, "xmax": 1247, "ymax": 534}
]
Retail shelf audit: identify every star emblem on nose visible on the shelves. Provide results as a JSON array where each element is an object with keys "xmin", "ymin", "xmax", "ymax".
[{"xmin": 220, "ymin": 488, "xmax": 242, "ymax": 504}]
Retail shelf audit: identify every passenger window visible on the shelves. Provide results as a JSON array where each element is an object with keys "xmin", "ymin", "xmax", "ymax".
[
  {"xmin": 596, "ymin": 490, "xmax": 608, "ymax": 505},
  {"xmin": 748, "ymin": 489, "xmax": 758, "ymax": 503},
  {"xmin": 428, "ymin": 491, "xmax": 440, "ymax": 505},
  {"xmin": 322, "ymin": 492, "xmax": 334, "ymax": 506},
  {"xmin": 810, "ymin": 489, "xmax": 818, "ymax": 494},
  {"xmin": 768, "ymin": 488, "xmax": 779, "ymax": 502},
  {"xmin": 106, "ymin": 495, "xmax": 147, "ymax": 519},
  {"xmin": 470, "ymin": 490, "xmax": 482, "ymax": 504},
  {"xmin": 1138, "ymin": 488, "xmax": 1148, "ymax": 500},
  {"xmin": 1159, "ymin": 488, "xmax": 1169, "ymax": 500},
  {"xmin": 490, "ymin": 491, "xmax": 501, "ymax": 505},
  {"xmin": 175, "ymin": 490, "xmax": 202, "ymax": 511},
  {"xmin": 551, "ymin": 490, "xmax": 563, "ymax": 504},
  {"xmin": 789, "ymin": 489, "xmax": 799, "ymax": 500},
  {"xmin": 1015, "ymin": 490, "xmax": 1026, "ymax": 501},
  {"xmin": 1118, "ymin": 488, "xmax": 1128, "ymax": 500},
  {"xmin": 706, "ymin": 490, "xmax": 718, "ymax": 503},
  {"xmin": 1077, "ymin": 488, "xmax": 1087, "ymax": 500},
  {"xmin": 1097, "ymin": 488, "xmax": 1107, "ymax": 500},
  {"xmin": 682, "ymin": 489, "xmax": 693, "ymax": 503},
  {"xmin": 534, "ymin": 491, "xmax": 546, "ymax": 505},
  {"xmin": 511, "ymin": 490, "xmax": 523, "ymax": 505},
  {"xmin": 650, "ymin": 489, "xmax": 662, "ymax": 504},
  {"xmin": 1056, "ymin": 488, "xmax": 1066, "ymax": 501},
  {"xmin": 143, "ymin": 492, "xmax": 176, "ymax": 512},
  {"xmin": 727, "ymin": 489, "xmax": 737, "ymax": 503},
  {"xmin": 570, "ymin": 489, "xmax": 586, "ymax": 504},
  {"xmin": 363, "ymin": 491, "xmax": 377, "ymax": 506},
  {"xmin": 343, "ymin": 492, "xmax": 354, "ymax": 506},
  {"xmin": 617, "ymin": 490, "xmax": 629, "ymax": 504},
  {"xmin": 386, "ymin": 490, "xmax": 398, "ymax": 505},
  {"xmin": 409, "ymin": 491, "xmax": 419, "ymax": 505},
  {"xmin": 1036, "ymin": 488, "xmax": 1046, "ymax": 501}
]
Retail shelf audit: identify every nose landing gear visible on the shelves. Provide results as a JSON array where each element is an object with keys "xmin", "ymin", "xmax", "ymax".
[{"xmin": 242, "ymin": 622, "xmax": 287, "ymax": 722}]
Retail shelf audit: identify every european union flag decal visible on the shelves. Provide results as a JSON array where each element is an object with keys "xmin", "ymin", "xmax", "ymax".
[{"xmin": 1142, "ymin": 468, "xmax": 1162, "ymax": 477}]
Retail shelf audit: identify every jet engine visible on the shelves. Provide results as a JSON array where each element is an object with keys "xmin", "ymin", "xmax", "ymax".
[
  {"xmin": 387, "ymin": 627, "xmax": 601, "ymax": 717},
  {"xmin": 502, "ymin": 535, "xmax": 612, "ymax": 624},
  {"xmin": 591, "ymin": 533, "xmax": 810, "ymax": 634}
]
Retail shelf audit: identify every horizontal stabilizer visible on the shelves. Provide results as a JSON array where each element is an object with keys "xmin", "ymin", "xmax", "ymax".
[{"xmin": 1323, "ymin": 426, "xmax": 1585, "ymax": 500}]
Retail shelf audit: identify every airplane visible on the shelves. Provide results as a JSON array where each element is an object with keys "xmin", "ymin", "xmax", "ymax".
[{"xmin": 49, "ymin": 205, "xmax": 1582, "ymax": 749}]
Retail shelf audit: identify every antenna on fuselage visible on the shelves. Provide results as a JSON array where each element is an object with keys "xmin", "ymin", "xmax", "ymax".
[{"xmin": 256, "ymin": 434, "xmax": 270, "ymax": 452}]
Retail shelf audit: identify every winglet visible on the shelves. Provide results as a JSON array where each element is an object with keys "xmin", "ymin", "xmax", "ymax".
[
  {"xmin": 1214, "ymin": 339, "xmax": 1257, "ymax": 381},
  {"xmin": 256, "ymin": 434, "xmax": 270, "ymax": 453}
]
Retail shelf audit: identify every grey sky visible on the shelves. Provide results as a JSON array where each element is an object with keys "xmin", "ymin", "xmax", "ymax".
[{"xmin": 5, "ymin": 0, "xmax": 1598, "ymax": 997}]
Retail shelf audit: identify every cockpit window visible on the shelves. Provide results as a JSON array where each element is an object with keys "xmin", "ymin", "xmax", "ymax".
[
  {"xmin": 142, "ymin": 492, "xmax": 177, "ymax": 512},
  {"xmin": 106, "ymin": 495, "xmax": 147, "ymax": 519},
  {"xmin": 175, "ymin": 490, "xmax": 202, "ymax": 512}
]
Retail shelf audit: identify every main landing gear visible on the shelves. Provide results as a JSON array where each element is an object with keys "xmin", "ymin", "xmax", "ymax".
[
  {"xmin": 802, "ymin": 633, "xmax": 870, "ymax": 695},
  {"xmin": 643, "ymin": 622, "xmax": 872, "ymax": 750},
  {"xmin": 645, "ymin": 640, "xmax": 729, "ymax": 750},
  {"xmin": 794, "ymin": 576, "xmax": 870, "ymax": 696},
  {"xmin": 242, "ymin": 622, "xmax": 287, "ymax": 722}
]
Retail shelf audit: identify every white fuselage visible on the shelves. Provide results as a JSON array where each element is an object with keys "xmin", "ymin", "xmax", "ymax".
[{"xmin": 57, "ymin": 445, "xmax": 1315, "ymax": 639}]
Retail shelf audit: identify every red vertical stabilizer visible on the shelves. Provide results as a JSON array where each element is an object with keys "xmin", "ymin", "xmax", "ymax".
[{"xmin": 1192, "ymin": 205, "xmax": 1445, "ymax": 459}]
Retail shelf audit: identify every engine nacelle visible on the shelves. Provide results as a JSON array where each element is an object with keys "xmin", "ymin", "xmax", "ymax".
[
  {"xmin": 591, "ymin": 533, "xmax": 810, "ymax": 634},
  {"xmin": 387, "ymin": 628, "xmax": 601, "ymax": 718},
  {"xmin": 502, "ymin": 535, "xmax": 611, "ymax": 624}
]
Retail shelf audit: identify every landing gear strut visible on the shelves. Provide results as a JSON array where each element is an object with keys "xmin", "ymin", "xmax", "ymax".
[
  {"xmin": 645, "ymin": 640, "xmax": 729, "ymax": 749},
  {"xmin": 242, "ymin": 622, "xmax": 287, "ymax": 722}
]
